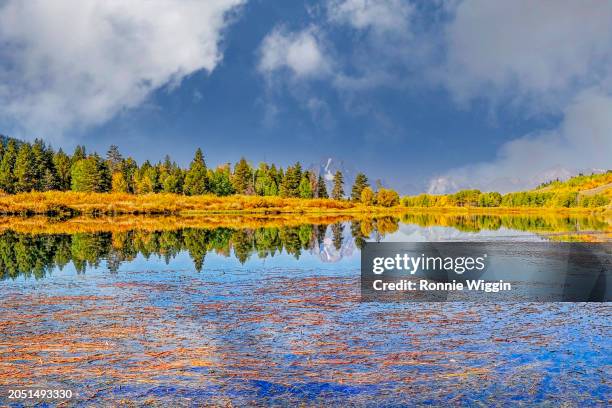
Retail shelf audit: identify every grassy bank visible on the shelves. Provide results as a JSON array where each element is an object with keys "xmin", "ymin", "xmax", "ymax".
[
  {"xmin": 0, "ymin": 191, "xmax": 407, "ymax": 216},
  {"xmin": 0, "ymin": 191, "xmax": 609, "ymax": 217}
]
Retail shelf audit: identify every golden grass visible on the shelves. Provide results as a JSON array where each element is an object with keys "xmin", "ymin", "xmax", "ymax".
[
  {"xmin": 0, "ymin": 214, "xmax": 365, "ymax": 234},
  {"xmin": 0, "ymin": 191, "xmax": 608, "ymax": 217},
  {"xmin": 0, "ymin": 191, "xmax": 406, "ymax": 216}
]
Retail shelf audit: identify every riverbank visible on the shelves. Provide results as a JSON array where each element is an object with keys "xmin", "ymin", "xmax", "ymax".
[
  {"xmin": 0, "ymin": 191, "xmax": 608, "ymax": 217},
  {"xmin": 0, "ymin": 192, "xmax": 394, "ymax": 216}
]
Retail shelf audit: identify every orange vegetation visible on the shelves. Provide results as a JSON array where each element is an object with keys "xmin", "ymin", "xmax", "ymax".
[{"xmin": 0, "ymin": 191, "xmax": 408, "ymax": 216}]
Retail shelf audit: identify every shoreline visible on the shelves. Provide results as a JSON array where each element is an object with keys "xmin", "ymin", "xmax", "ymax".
[{"xmin": 0, "ymin": 191, "xmax": 608, "ymax": 217}]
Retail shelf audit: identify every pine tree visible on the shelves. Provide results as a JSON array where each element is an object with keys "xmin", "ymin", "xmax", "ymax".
[
  {"xmin": 351, "ymin": 173, "xmax": 369, "ymax": 201},
  {"xmin": 31, "ymin": 139, "xmax": 49, "ymax": 190},
  {"xmin": 94, "ymin": 154, "xmax": 112, "ymax": 192},
  {"xmin": 331, "ymin": 223, "xmax": 344, "ymax": 250},
  {"xmin": 232, "ymin": 157, "xmax": 252, "ymax": 194},
  {"xmin": 298, "ymin": 171, "xmax": 313, "ymax": 198},
  {"xmin": 42, "ymin": 169, "xmax": 58, "ymax": 191},
  {"xmin": 268, "ymin": 164, "xmax": 280, "ymax": 196},
  {"xmin": 71, "ymin": 157, "xmax": 99, "ymax": 192},
  {"xmin": 183, "ymin": 148, "xmax": 208, "ymax": 195},
  {"xmin": 210, "ymin": 166, "xmax": 235, "ymax": 196},
  {"xmin": 71, "ymin": 155, "xmax": 111, "ymax": 192},
  {"xmin": 280, "ymin": 162, "xmax": 302, "ymax": 197},
  {"xmin": 134, "ymin": 161, "xmax": 156, "ymax": 194},
  {"xmin": 161, "ymin": 167, "xmax": 184, "ymax": 194},
  {"xmin": 317, "ymin": 174, "xmax": 328, "ymax": 198},
  {"xmin": 106, "ymin": 145, "xmax": 123, "ymax": 174},
  {"xmin": 0, "ymin": 140, "xmax": 17, "ymax": 193},
  {"xmin": 332, "ymin": 170, "xmax": 344, "ymax": 200},
  {"xmin": 121, "ymin": 157, "xmax": 138, "ymax": 193},
  {"xmin": 71, "ymin": 145, "xmax": 86, "ymax": 164},
  {"xmin": 159, "ymin": 156, "xmax": 184, "ymax": 194},
  {"xmin": 14, "ymin": 143, "xmax": 37, "ymax": 193},
  {"xmin": 254, "ymin": 163, "xmax": 269, "ymax": 196},
  {"xmin": 53, "ymin": 149, "xmax": 72, "ymax": 191}
]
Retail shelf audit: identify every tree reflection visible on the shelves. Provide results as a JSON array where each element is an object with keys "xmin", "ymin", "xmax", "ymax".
[{"xmin": 0, "ymin": 212, "xmax": 606, "ymax": 280}]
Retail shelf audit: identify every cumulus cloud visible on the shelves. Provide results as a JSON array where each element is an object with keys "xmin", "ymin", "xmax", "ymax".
[
  {"xmin": 327, "ymin": 0, "xmax": 414, "ymax": 34},
  {"xmin": 441, "ymin": 0, "xmax": 612, "ymax": 108},
  {"xmin": 257, "ymin": 26, "xmax": 330, "ymax": 79},
  {"xmin": 256, "ymin": 1, "xmax": 612, "ymax": 192},
  {"xmin": 0, "ymin": 0, "xmax": 244, "ymax": 139},
  {"xmin": 428, "ymin": 89, "xmax": 612, "ymax": 193},
  {"xmin": 428, "ymin": 0, "xmax": 612, "ymax": 192}
]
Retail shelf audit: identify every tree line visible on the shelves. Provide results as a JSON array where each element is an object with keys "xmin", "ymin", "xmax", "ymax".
[
  {"xmin": 402, "ymin": 188, "xmax": 609, "ymax": 208},
  {"xmin": 3, "ymin": 211, "xmax": 605, "ymax": 280},
  {"xmin": 0, "ymin": 138, "xmax": 401, "ymax": 205},
  {"xmin": 0, "ymin": 219, "xmax": 400, "ymax": 280}
]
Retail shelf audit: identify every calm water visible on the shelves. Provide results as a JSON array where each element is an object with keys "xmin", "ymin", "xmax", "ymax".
[{"xmin": 0, "ymin": 214, "xmax": 610, "ymax": 406}]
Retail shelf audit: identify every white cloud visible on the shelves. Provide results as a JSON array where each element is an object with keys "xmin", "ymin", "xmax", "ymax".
[
  {"xmin": 0, "ymin": 0, "xmax": 244, "ymax": 139},
  {"xmin": 327, "ymin": 0, "xmax": 414, "ymax": 34},
  {"xmin": 255, "ymin": 1, "xmax": 612, "ymax": 192},
  {"xmin": 428, "ymin": 89, "xmax": 612, "ymax": 193},
  {"xmin": 426, "ymin": 0, "xmax": 612, "ymax": 192},
  {"xmin": 257, "ymin": 26, "xmax": 330, "ymax": 79},
  {"xmin": 441, "ymin": 0, "xmax": 612, "ymax": 107}
]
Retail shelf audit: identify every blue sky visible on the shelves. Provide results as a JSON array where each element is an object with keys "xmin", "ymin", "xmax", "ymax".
[{"xmin": 0, "ymin": 1, "xmax": 610, "ymax": 193}]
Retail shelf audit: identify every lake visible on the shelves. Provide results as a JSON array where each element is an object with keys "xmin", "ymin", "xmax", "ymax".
[{"xmin": 0, "ymin": 213, "xmax": 610, "ymax": 406}]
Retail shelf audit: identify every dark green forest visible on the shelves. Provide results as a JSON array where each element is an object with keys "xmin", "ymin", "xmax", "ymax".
[{"xmin": 0, "ymin": 137, "xmax": 378, "ymax": 200}]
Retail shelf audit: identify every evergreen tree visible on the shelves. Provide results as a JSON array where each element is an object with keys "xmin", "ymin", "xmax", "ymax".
[
  {"xmin": 317, "ymin": 174, "xmax": 328, "ymax": 198},
  {"xmin": 161, "ymin": 168, "xmax": 184, "ymax": 194},
  {"xmin": 134, "ymin": 161, "xmax": 157, "ymax": 194},
  {"xmin": 232, "ymin": 157, "xmax": 252, "ymax": 194},
  {"xmin": 183, "ymin": 148, "xmax": 208, "ymax": 195},
  {"xmin": 280, "ymin": 162, "xmax": 302, "ymax": 197},
  {"xmin": 351, "ymin": 173, "xmax": 369, "ymax": 201},
  {"xmin": 94, "ymin": 154, "xmax": 112, "ymax": 192},
  {"xmin": 121, "ymin": 157, "xmax": 138, "ymax": 193},
  {"xmin": 71, "ymin": 155, "xmax": 111, "ymax": 192},
  {"xmin": 71, "ymin": 145, "xmax": 86, "ymax": 164},
  {"xmin": 298, "ymin": 171, "xmax": 313, "ymax": 198},
  {"xmin": 331, "ymin": 223, "xmax": 344, "ymax": 250},
  {"xmin": 210, "ymin": 166, "xmax": 235, "ymax": 196},
  {"xmin": 254, "ymin": 163, "xmax": 270, "ymax": 196},
  {"xmin": 0, "ymin": 140, "xmax": 17, "ymax": 193},
  {"xmin": 267, "ymin": 164, "xmax": 280, "ymax": 196},
  {"xmin": 106, "ymin": 145, "xmax": 123, "ymax": 174},
  {"xmin": 71, "ymin": 158, "xmax": 100, "ymax": 192},
  {"xmin": 53, "ymin": 149, "xmax": 72, "ymax": 191},
  {"xmin": 332, "ymin": 170, "xmax": 344, "ymax": 200},
  {"xmin": 32, "ymin": 139, "xmax": 57, "ymax": 190},
  {"xmin": 159, "ymin": 156, "xmax": 184, "ymax": 194},
  {"xmin": 42, "ymin": 169, "xmax": 58, "ymax": 191},
  {"xmin": 14, "ymin": 143, "xmax": 37, "ymax": 192}
]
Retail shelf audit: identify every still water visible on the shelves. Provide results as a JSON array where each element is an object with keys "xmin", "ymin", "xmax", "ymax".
[{"xmin": 0, "ymin": 213, "xmax": 610, "ymax": 406}]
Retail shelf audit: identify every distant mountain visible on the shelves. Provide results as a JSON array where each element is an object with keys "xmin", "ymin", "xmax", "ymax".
[
  {"xmin": 307, "ymin": 157, "xmax": 389, "ymax": 193},
  {"xmin": 307, "ymin": 157, "xmax": 357, "ymax": 193},
  {"xmin": 309, "ymin": 224, "xmax": 356, "ymax": 263},
  {"xmin": 428, "ymin": 166, "xmax": 610, "ymax": 194}
]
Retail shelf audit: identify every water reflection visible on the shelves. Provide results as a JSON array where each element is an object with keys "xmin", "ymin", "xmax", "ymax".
[
  {"xmin": 0, "ymin": 212, "xmax": 608, "ymax": 280},
  {"xmin": 0, "ymin": 212, "xmax": 610, "ymax": 406}
]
